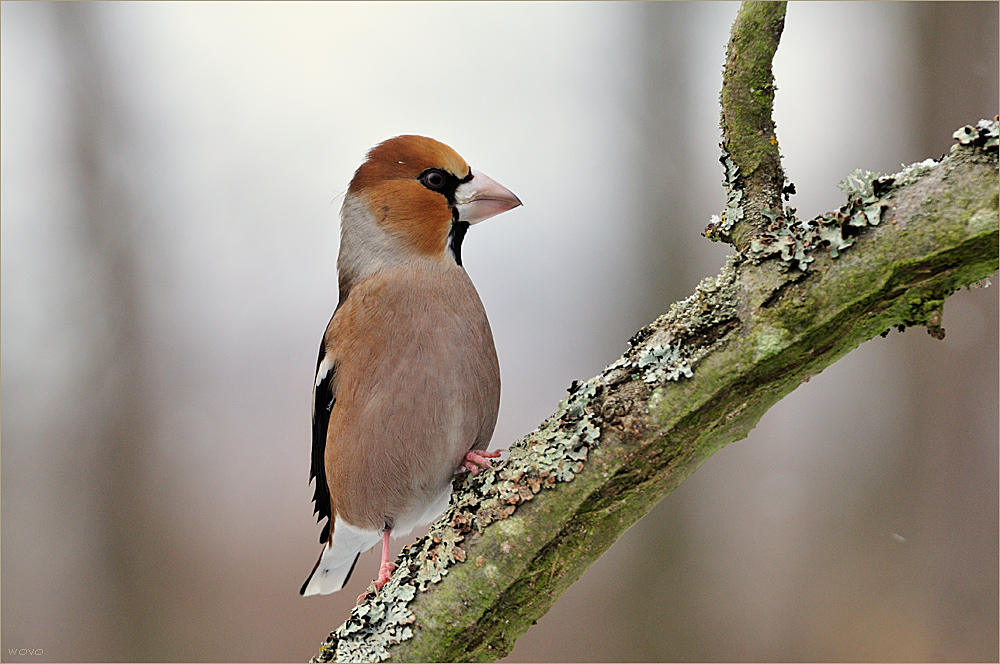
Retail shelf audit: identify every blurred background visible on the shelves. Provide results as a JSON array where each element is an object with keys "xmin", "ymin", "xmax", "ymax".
[{"xmin": 2, "ymin": 1, "xmax": 997, "ymax": 661}]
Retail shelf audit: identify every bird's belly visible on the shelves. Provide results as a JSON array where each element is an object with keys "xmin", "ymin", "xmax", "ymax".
[
  {"xmin": 328, "ymin": 289, "xmax": 499, "ymax": 532},
  {"xmin": 389, "ymin": 481, "xmax": 454, "ymax": 539}
]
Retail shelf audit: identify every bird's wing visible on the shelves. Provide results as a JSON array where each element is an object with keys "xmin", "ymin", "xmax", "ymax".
[{"xmin": 310, "ymin": 325, "xmax": 337, "ymax": 544}]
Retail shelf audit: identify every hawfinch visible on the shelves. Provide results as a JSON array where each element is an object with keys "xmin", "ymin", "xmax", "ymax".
[{"xmin": 301, "ymin": 135, "xmax": 521, "ymax": 598}]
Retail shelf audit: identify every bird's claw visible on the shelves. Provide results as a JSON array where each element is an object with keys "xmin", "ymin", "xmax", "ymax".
[
  {"xmin": 355, "ymin": 561, "xmax": 397, "ymax": 605},
  {"xmin": 375, "ymin": 561, "xmax": 397, "ymax": 590},
  {"xmin": 463, "ymin": 449, "xmax": 503, "ymax": 476}
]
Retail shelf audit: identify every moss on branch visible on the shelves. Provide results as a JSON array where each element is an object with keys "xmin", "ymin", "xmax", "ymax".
[{"xmin": 707, "ymin": 1, "xmax": 788, "ymax": 251}]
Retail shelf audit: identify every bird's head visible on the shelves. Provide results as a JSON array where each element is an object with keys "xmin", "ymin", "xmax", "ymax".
[{"xmin": 344, "ymin": 135, "xmax": 521, "ymax": 266}]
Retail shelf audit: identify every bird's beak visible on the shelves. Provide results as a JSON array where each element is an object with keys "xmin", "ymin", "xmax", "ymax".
[{"xmin": 454, "ymin": 168, "xmax": 522, "ymax": 225}]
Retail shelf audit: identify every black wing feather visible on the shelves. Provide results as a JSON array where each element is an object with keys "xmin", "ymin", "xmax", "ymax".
[{"xmin": 310, "ymin": 335, "xmax": 336, "ymax": 544}]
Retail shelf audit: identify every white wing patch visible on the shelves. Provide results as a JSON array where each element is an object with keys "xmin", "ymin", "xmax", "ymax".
[{"xmin": 315, "ymin": 355, "xmax": 334, "ymax": 388}]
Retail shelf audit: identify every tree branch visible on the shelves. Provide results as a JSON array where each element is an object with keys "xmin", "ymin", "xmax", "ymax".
[
  {"xmin": 705, "ymin": 0, "xmax": 788, "ymax": 251},
  {"xmin": 309, "ymin": 3, "xmax": 998, "ymax": 660}
]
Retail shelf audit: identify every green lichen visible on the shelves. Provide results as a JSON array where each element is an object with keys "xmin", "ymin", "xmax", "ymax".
[
  {"xmin": 753, "ymin": 325, "xmax": 791, "ymax": 362},
  {"xmin": 967, "ymin": 208, "xmax": 996, "ymax": 235},
  {"xmin": 891, "ymin": 288, "xmax": 948, "ymax": 338}
]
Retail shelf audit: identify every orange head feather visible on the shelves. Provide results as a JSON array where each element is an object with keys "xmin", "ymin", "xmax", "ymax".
[{"xmin": 348, "ymin": 135, "xmax": 472, "ymax": 257}]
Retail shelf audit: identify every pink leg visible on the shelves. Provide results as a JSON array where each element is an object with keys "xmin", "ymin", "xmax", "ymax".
[
  {"xmin": 463, "ymin": 449, "xmax": 503, "ymax": 476},
  {"xmin": 356, "ymin": 530, "xmax": 396, "ymax": 605},
  {"xmin": 374, "ymin": 529, "xmax": 396, "ymax": 590}
]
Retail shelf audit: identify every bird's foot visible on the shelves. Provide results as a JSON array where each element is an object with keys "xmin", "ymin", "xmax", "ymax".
[
  {"xmin": 375, "ymin": 560, "xmax": 397, "ymax": 590},
  {"xmin": 355, "ymin": 561, "xmax": 397, "ymax": 605},
  {"xmin": 463, "ymin": 449, "xmax": 503, "ymax": 476}
]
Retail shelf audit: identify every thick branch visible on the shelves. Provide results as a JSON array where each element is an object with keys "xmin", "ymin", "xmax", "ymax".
[{"xmin": 311, "ymin": 131, "xmax": 998, "ymax": 663}]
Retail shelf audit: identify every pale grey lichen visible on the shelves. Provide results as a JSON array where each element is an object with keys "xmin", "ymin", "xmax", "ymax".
[
  {"xmin": 837, "ymin": 169, "xmax": 881, "ymax": 204},
  {"xmin": 637, "ymin": 344, "xmax": 694, "ymax": 382},
  {"xmin": 704, "ymin": 153, "xmax": 744, "ymax": 241},
  {"xmin": 322, "ymin": 581, "xmax": 417, "ymax": 663},
  {"xmin": 953, "ymin": 119, "xmax": 999, "ymax": 150},
  {"xmin": 893, "ymin": 158, "xmax": 938, "ymax": 188},
  {"xmin": 312, "ymin": 371, "xmax": 603, "ymax": 663},
  {"xmin": 747, "ymin": 165, "xmax": 890, "ymax": 270},
  {"xmin": 745, "ymin": 120, "xmax": 997, "ymax": 272},
  {"xmin": 602, "ymin": 257, "xmax": 741, "ymax": 388}
]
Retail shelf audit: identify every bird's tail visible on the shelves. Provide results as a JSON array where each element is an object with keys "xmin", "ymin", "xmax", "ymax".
[
  {"xmin": 300, "ymin": 518, "xmax": 381, "ymax": 596},
  {"xmin": 300, "ymin": 546, "xmax": 360, "ymax": 595}
]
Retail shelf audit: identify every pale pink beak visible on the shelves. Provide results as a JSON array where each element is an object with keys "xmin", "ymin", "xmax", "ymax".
[{"xmin": 454, "ymin": 168, "xmax": 522, "ymax": 224}]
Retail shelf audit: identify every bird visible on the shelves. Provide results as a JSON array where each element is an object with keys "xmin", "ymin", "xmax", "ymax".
[{"xmin": 300, "ymin": 135, "xmax": 521, "ymax": 599}]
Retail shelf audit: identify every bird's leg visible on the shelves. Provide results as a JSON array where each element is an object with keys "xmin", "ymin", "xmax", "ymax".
[
  {"xmin": 356, "ymin": 530, "xmax": 397, "ymax": 604},
  {"xmin": 374, "ymin": 529, "xmax": 396, "ymax": 590},
  {"xmin": 463, "ymin": 449, "xmax": 503, "ymax": 476}
]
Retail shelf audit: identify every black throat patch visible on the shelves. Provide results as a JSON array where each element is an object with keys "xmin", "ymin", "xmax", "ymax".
[{"xmin": 448, "ymin": 217, "xmax": 470, "ymax": 266}]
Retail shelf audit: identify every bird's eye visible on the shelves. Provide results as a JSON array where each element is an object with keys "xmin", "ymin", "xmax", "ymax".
[{"xmin": 420, "ymin": 170, "xmax": 447, "ymax": 190}]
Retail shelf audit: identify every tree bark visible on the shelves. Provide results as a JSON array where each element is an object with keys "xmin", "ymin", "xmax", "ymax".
[
  {"xmin": 712, "ymin": 1, "xmax": 788, "ymax": 251},
  {"xmin": 310, "ymin": 3, "xmax": 999, "ymax": 661}
]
